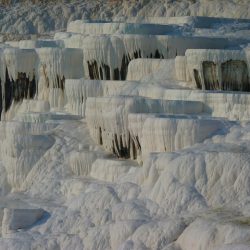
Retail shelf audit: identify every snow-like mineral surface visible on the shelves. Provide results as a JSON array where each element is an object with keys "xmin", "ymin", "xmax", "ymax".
[{"xmin": 0, "ymin": 0, "xmax": 250, "ymax": 249}]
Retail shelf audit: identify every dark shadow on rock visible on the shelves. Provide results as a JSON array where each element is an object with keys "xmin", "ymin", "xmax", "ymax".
[{"xmin": 25, "ymin": 211, "xmax": 51, "ymax": 230}]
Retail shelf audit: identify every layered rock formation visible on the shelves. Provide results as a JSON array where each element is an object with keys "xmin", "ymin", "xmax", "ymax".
[{"xmin": 0, "ymin": 12, "xmax": 249, "ymax": 250}]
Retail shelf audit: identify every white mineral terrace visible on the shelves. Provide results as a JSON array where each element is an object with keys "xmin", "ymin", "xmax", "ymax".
[{"xmin": 0, "ymin": 8, "xmax": 249, "ymax": 249}]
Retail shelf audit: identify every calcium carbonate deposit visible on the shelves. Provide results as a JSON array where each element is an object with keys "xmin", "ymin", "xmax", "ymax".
[{"xmin": 0, "ymin": 0, "xmax": 250, "ymax": 249}]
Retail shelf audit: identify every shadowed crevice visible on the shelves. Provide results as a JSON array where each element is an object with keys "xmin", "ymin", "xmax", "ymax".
[{"xmin": 221, "ymin": 60, "xmax": 249, "ymax": 91}]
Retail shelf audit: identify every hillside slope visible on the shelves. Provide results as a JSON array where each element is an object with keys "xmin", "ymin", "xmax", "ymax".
[{"xmin": 0, "ymin": 0, "xmax": 249, "ymax": 35}]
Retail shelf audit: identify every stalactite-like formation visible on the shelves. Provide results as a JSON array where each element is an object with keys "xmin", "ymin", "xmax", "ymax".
[
  {"xmin": 130, "ymin": 135, "xmax": 141, "ymax": 160},
  {"xmin": 4, "ymin": 69, "xmax": 37, "ymax": 113},
  {"xmin": 201, "ymin": 60, "xmax": 250, "ymax": 91},
  {"xmin": 54, "ymin": 75, "xmax": 65, "ymax": 91},
  {"xmin": 186, "ymin": 50, "xmax": 250, "ymax": 92},
  {"xmin": 86, "ymin": 96, "xmax": 204, "ymax": 161},
  {"xmin": 86, "ymin": 49, "xmax": 166, "ymax": 80},
  {"xmin": 193, "ymin": 69, "xmax": 202, "ymax": 89},
  {"xmin": 203, "ymin": 61, "xmax": 220, "ymax": 90},
  {"xmin": 4, "ymin": 68, "xmax": 13, "ymax": 112},
  {"xmin": 221, "ymin": 60, "xmax": 249, "ymax": 91}
]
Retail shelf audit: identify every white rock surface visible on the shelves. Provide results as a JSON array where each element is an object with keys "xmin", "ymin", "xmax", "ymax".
[
  {"xmin": 176, "ymin": 217, "xmax": 250, "ymax": 250},
  {"xmin": 0, "ymin": 1, "xmax": 250, "ymax": 35},
  {"xmin": 86, "ymin": 96, "xmax": 204, "ymax": 159},
  {"xmin": 0, "ymin": 3, "xmax": 249, "ymax": 250},
  {"xmin": 126, "ymin": 58, "xmax": 176, "ymax": 81}
]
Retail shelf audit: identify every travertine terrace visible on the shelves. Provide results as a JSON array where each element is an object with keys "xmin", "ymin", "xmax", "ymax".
[{"xmin": 0, "ymin": 1, "xmax": 250, "ymax": 249}]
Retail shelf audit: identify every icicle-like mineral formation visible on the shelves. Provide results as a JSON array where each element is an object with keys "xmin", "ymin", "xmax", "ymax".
[
  {"xmin": 36, "ymin": 48, "xmax": 84, "ymax": 109},
  {"xmin": 86, "ymin": 96, "xmax": 204, "ymax": 160},
  {"xmin": 0, "ymin": 48, "xmax": 38, "ymax": 119},
  {"xmin": 56, "ymin": 32, "xmax": 231, "ymax": 80},
  {"xmin": 185, "ymin": 49, "xmax": 250, "ymax": 91}
]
